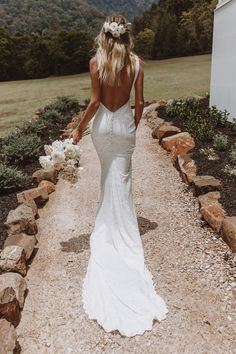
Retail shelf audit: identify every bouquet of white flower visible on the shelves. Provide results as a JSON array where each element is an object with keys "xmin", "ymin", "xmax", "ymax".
[{"xmin": 39, "ymin": 138, "xmax": 84, "ymax": 182}]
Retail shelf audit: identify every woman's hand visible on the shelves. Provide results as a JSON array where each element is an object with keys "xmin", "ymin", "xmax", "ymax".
[{"xmin": 72, "ymin": 128, "xmax": 83, "ymax": 145}]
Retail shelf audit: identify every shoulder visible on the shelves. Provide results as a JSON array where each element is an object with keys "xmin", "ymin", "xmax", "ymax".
[{"xmin": 89, "ymin": 56, "xmax": 97, "ymax": 70}]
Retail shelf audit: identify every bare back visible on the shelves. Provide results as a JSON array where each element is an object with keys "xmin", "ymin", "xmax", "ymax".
[{"xmin": 95, "ymin": 56, "xmax": 139, "ymax": 113}]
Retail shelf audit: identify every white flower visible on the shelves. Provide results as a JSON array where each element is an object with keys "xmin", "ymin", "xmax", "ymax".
[
  {"xmin": 51, "ymin": 140, "xmax": 64, "ymax": 153},
  {"xmin": 112, "ymin": 30, "xmax": 120, "ymax": 38},
  {"xmin": 51, "ymin": 150, "xmax": 66, "ymax": 163},
  {"xmin": 109, "ymin": 21, "xmax": 119, "ymax": 32},
  {"xmin": 62, "ymin": 138, "xmax": 73, "ymax": 147},
  {"xmin": 39, "ymin": 155, "xmax": 54, "ymax": 171},
  {"xmin": 44, "ymin": 144, "xmax": 53, "ymax": 156},
  {"xmin": 119, "ymin": 24, "xmax": 126, "ymax": 34},
  {"xmin": 103, "ymin": 21, "xmax": 110, "ymax": 33},
  {"xmin": 64, "ymin": 145, "xmax": 77, "ymax": 159}
]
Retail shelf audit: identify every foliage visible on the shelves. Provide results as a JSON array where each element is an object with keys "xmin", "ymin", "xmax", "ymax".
[
  {"xmin": 0, "ymin": 163, "xmax": 30, "ymax": 191},
  {"xmin": 0, "ymin": 29, "xmax": 94, "ymax": 81},
  {"xmin": 166, "ymin": 97, "xmax": 229, "ymax": 142},
  {"xmin": 2, "ymin": 130, "xmax": 42, "ymax": 164},
  {"xmin": 199, "ymin": 147, "xmax": 219, "ymax": 161},
  {"xmin": 230, "ymin": 144, "xmax": 236, "ymax": 165},
  {"xmin": 133, "ymin": 0, "xmax": 217, "ymax": 59},
  {"xmin": 213, "ymin": 133, "xmax": 228, "ymax": 151}
]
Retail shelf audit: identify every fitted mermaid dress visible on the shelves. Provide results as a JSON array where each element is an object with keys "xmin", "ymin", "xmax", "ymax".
[{"xmin": 82, "ymin": 54, "xmax": 168, "ymax": 337}]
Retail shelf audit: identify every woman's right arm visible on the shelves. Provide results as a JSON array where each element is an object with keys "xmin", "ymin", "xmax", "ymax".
[{"xmin": 134, "ymin": 60, "xmax": 144, "ymax": 129}]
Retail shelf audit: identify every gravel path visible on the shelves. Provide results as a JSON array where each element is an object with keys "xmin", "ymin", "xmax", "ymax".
[{"xmin": 16, "ymin": 117, "xmax": 236, "ymax": 353}]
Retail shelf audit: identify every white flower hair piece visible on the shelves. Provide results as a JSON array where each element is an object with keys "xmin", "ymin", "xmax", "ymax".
[{"xmin": 103, "ymin": 21, "xmax": 131, "ymax": 38}]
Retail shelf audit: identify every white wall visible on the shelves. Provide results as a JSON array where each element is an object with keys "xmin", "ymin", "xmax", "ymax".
[{"xmin": 210, "ymin": 0, "xmax": 236, "ymax": 121}]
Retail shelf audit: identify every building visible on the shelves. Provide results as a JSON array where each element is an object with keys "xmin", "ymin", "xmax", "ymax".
[{"xmin": 210, "ymin": 0, "xmax": 236, "ymax": 122}]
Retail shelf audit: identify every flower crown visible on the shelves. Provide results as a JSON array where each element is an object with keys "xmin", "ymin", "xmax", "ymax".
[{"xmin": 103, "ymin": 21, "xmax": 131, "ymax": 38}]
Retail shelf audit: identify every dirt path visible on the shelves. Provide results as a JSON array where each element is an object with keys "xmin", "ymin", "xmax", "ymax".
[{"xmin": 16, "ymin": 117, "xmax": 236, "ymax": 354}]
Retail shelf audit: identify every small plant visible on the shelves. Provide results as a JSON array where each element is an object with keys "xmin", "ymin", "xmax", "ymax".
[
  {"xmin": 199, "ymin": 147, "xmax": 219, "ymax": 160},
  {"xmin": 0, "ymin": 163, "xmax": 30, "ymax": 191},
  {"xmin": 229, "ymin": 143, "xmax": 236, "ymax": 165},
  {"xmin": 223, "ymin": 164, "xmax": 236, "ymax": 177},
  {"xmin": 44, "ymin": 96, "xmax": 82, "ymax": 115},
  {"xmin": 2, "ymin": 130, "xmax": 42, "ymax": 164},
  {"xmin": 213, "ymin": 133, "xmax": 228, "ymax": 151}
]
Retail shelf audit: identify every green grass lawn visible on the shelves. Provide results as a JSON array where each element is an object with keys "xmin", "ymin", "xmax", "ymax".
[{"xmin": 0, "ymin": 54, "xmax": 211, "ymax": 137}]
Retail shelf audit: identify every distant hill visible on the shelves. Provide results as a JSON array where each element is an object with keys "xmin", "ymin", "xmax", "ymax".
[{"xmin": 0, "ymin": 0, "xmax": 159, "ymax": 35}]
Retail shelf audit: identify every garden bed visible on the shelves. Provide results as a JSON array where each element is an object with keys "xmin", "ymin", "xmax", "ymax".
[
  {"xmin": 0, "ymin": 96, "xmax": 86, "ymax": 248},
  {"xmin": 156, "ymin": 97, "xmax": 236, "ymax": 216}
]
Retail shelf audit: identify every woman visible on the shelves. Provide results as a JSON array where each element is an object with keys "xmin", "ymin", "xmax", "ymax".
[{"xmin": 72, "ymin": 14, "xmax": 168, "ymax": 337}]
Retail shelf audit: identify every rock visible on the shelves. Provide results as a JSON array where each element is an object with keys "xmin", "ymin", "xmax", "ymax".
[
  {"xmin": 198, "ymin": 191, "xmax": 221, "ymax": 208},
  {"xmin": 38, "ymin": 180, "xmax": 55, "ymax": 194},
  {"xmin": 0, "ymin": 246, "xmax": 27, "ymax": 276},
  {"xmin": 4, "ymin": 204, "xmax": 37, "ymax": 236},
  {"xmin": 0, "ymin": 319, "xmax": 17, "ymax": 353},
  {"xmin": 20, "ymin": 198, "xmax": 38, "ymax": 216},
  {"xmin": 66, "ymin": 122, "xmax": 73, "ymax": 129},
  {"xmin": 32, "ymin": 168, "xmax": 58, "ymax": 184},
  {"xmin": 161, "ymin": 132, "xmax": 195, "ymax": 160},
  {"xmin": 61, "ymin": 129, "xmax": 73, "ymax": 139},
  {"xmin": 221, "ymin": 216, "xmax": 236, "ymax": 252},
  {"xmin": 192, "ymin": 175, "xmax": 222, "ymax": 196},
  {"xmin": 4, "ymin": 233, "xmax": 36, "ymax": 260},
  {"xmin": 54, "ymin": 162, "xmax": 65, "ymax": 171},
  {"xmin": 142, "ymin": 102, "xmax": 160, "ymax": 118},
  {"xmin": 0, "ymin": 287, "xmax": 20, "ymax": 326},
  {"xmin": 200, "ymin": 204, "xmax": 226, "ymax": 233},
  {"xmin": 0, "ymin": 272, "xmax": 27, "ymax": 308},
  {"xmin": 154, "ymin": 123, "xmax": 181, "ymax": 141},
  {"xmin": 177, "ymin": 154, "xmax": 197, "ymax": 183},
  {"xmin": 159, "ymin": 99, "xmax": 168, "ymax": 105},
  {"xmin": 17, "ymin": 185, "xmax": 49, "ymax": 207}
]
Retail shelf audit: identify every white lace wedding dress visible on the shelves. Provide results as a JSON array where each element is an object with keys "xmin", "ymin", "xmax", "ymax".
[{"xmin": 82, "ymin": 54, "xmax": 168, "ymax": 337}]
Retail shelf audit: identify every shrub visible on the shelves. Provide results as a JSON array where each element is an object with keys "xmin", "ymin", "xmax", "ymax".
[
  {"xmin": 44, "ymin": 96, "xmax": 82, "ymax": 115},
  {"xmin": 230, "ymin": 143, "xmax": 236, "ymax": 165},
  {"xmin": 166, "ymin": 97, "xmax": 230, "ymax": 141},
  {"xmin": 0, "ymin": 163, "xmax": 30, "ymax": 191},
  {"xmin": 41, "ymin": 108, "xmax": 66, "ymax": 125},
  {"xmin": 18, "ymin": 118, "xmax": 50, "ymax": 136},
  {"xmin": 213, "ymin": 133, "xmax": 228, "ymax": 151},
  {"xmin": 2, "ymin": 130, "xmax": 42, "ymax": 164}
]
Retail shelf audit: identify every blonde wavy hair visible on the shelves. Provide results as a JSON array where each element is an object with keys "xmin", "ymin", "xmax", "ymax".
[{"xmin": 94, "ymin": 14, "xmax": 138, "ymax": 87}]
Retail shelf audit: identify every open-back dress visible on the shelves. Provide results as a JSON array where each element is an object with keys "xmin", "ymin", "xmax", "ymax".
[{"xmin": 82, "ymin": 54, "xmax": 168, "ymax": 337}]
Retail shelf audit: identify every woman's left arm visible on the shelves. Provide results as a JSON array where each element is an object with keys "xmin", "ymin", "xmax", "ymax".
[{"xmin": 72, "ymin": 57, "xmax": 101, "ymax": 144}]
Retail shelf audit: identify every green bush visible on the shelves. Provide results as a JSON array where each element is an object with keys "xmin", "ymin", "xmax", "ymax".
[
  {"xmin": 0, "ymin": 163, "xmax": 30, "ymax": 191},
  {"xmin": 166, "ymin": 97, "xmax": 230, "ymax": 141},
  {"xmin": 18, "ymin": 119, "xmax": 50, "ymax": 135},
  {"xmin": 230, "ymin": 143, "xmax": 236, "ymax": 165},
  {"xmin": 44, "ymin": 96, "xmax": 82, "ymax": 115},
  {"xmin": 2, "ymin": 130, "xmax": 42, "ymax": 164},
  {"xmin": 41, "ymin": 108, "xmax": 65, "ymax": 125},
  {"xmin": 213, "ymin": 133, "xmax": 228, "ymax": 151}
]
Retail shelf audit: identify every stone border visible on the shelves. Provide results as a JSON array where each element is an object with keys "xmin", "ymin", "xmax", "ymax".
[
  {"xmin": 143, "ymin": 100, "xmax": 236, "ymax": 254},
  {"xmin": 0, "ymin": 114, "xmax": 80, "ymax": 353}
]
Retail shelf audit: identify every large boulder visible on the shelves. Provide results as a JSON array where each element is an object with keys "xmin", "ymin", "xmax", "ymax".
[
  {"xmin": 4, "ymin": 233, "xmax": 36, "ymax": 260},
  {"xmin": 192, "ymin": 175, "xmax": 222, "ymax": 196},
  {"xmin": 153, "ymin": 123, "xmax": 181, "ymax": 141},
  {"xmin": 0, "ymin": 287, "xmax": 20, "ymax": 326},
  {"xmin": 200, "ymin": 203, "xmax": 226, "ymax": 233},
  {"xmin": 0, "ymin": 319, "xmax": 17, "ymax": 353},
  {"xmin": 221, "ymin": 216, "xmax": 236, "ymax": 252},
  {"xmin": 0, "ymin": 246, "xmax": 27, "ymax": 276},
  {"xmin": 176, "ymin": 154, "xmax": 197, "ymax": 183},
  {"xmin": 32, "ymin": 168, "xmax": 58, "ymax": 184},
  {"xmin": 38, "ymin": 180, "xmax": 55, "ymax": 194},
  {"xmin": 4, "ymin": 204, "xmax": 37, "ymax": 236},
  {"xmin": 17, "ymin": 185, "xmax": 49, "ymax": 207},
  {"xmin": 198, "ymin": 191, "xmax": 221, "ymax": 208},
  {"xmin": 161, "ymin": 132, "xmax": 195, "ymax": 160},
  {"xmin": 0, "ymin": 272, "xmax": 27, "ymax": 308}
]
